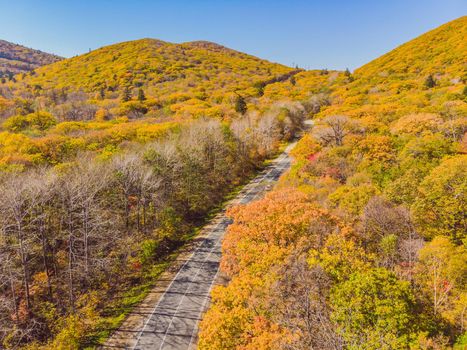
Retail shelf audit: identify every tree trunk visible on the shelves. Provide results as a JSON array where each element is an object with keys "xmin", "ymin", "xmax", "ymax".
[{"xmin": 17, "ymin": 222, "xmax": 31, "ymax": 314}]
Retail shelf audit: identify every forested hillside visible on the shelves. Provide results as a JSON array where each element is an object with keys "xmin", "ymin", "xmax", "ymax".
[
  {"xmin": 1, "ymin": 38, "xmax": 295, "ymax": 120},
  {"xmin": 199, "ymin": 16, "xmax": 467, "ymax": 350},
  {"xmin": 0, "ymin": 39, "xmax": 298, "ymax": 172},
  {"xmin": 0, "ymin": 40, "xmax": 61, "ymax": 79},
  {"xmin": 0, "ymin": 34, "xmax": 307, "ymax": 348},
  {"xmin": 0, "ymin": 13, "xmax": 465, "ymax": 350}
]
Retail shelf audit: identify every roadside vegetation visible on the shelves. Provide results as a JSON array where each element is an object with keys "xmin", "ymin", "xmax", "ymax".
[
  {"xmin": 199, "ymin": 16, "xmax": 467, "ymax": 350},
  {"xmin": 0, "ymin": 97, "xmax": 305, "ymax": 348}
]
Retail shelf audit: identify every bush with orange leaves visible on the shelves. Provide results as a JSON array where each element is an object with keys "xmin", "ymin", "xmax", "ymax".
[{"xmin": 198, "ymin": 188, "xmax": 350, "ymax": 350}]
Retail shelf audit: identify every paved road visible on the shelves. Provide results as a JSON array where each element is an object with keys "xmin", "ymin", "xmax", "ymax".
[{"xmin": 127, "ymin": 142, "xmax": 296, "ymax": 350}]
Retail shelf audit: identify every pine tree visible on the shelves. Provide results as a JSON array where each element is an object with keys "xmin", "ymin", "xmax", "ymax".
[
  {"xmin": 121, "ymin": 86, "xmax": 132, "ymax": 102},
  {"xmin": 137, "ymin": 88, "xmax": 146, "ymax": 102},
  {"xmin": 235, "ymin": 95, "xmax": 247, "ymax": 115},
  {"xmin": 425, "ymin": 74, "xmax": 436, "ymax": 88},
  {"xmin": 344, "ymin": 68, "xmax": 354, "ymax": 82}
]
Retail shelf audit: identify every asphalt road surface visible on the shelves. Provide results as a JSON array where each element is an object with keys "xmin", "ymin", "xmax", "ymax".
[{"xmin": 129, "ymin": 142, "xmax": 296, "ymax": 350}]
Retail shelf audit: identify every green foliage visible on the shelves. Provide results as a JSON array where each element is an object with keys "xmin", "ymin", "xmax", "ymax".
[
  {"xmin": 3, "ymin": 111, "xmax": 57, "ymax": 132},
  {"xmin": 329, "ymin": 183, "xmax": 378, "ymax": 215},
  {"xmin": 137, "ymin": 88, "xmax": 146, "ymax": 102},
  {"xmin": 140, "ymin": 239, "xmax": 159, "ymax": 266},
  {"xmin": 330, "ymin": 268, "xmax": 417, "ymax": 349},
  {"xmin": 425, "ymin": 74, "xmax": 436, "ymax": 88},
  {"xmin": 308, "ymin": 233, "xmax": 373, "ymax": 283},
  {"xmin": 415, "ymin": 236, "xmax": 467, "ymax": 324},
  {"xmin": 234, "ymin": 94, "xmax": 247, "ymax": 115}
]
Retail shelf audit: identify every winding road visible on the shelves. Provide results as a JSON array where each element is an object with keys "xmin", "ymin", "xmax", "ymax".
[{"xmin": 103, "ymin": 141, "xmax": 297, "ymax": 350}]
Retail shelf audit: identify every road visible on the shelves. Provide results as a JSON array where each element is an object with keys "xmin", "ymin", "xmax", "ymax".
[{"xmin": 103, "ymin": 141, "xmax": 296, "ymax": 350}]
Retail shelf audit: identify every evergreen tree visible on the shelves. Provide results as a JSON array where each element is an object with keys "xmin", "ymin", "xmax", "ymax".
[
  {"xmin": 121, "ymin": 86, "xmax": 132, "ymax": 102},
  {"xmin": 344, "ymin": 68, "xmax": 354, "ymax": 82},
  {"xmin": 425, "ymin": 74, "xmax": 436, "ymax": 88},
  {"xmin": 235, "ymin": 94, "xmax": 247, "ymax": 115},
  {"xmin": 137, "ymin": 88, "xmax": 146, "ymax": 102}
]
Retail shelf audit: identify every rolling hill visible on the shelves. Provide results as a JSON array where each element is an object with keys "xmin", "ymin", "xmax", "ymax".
[
  {"xmin": 3, "ymin": 38, "xmax": 296, "ymax": 119},
  {"xmin": 320, "ymin": 16, "xmax": 467, "ymax": 119},
  {"xmin": 356, "ymin": 16, "xmax": 466, "ymax": 80},
  {"xmin": 0, "ymin": 39, "xmax": 299, "ymax": 170},
  {"xmin": 0, "ymin": 13, "xmax": 465, "ymax": 350},
  {"xmin": 199, "ymin": 16, "xmax": 467, "ymax": 350},
  {"xmin": 257, "ymin": 16, "xmax": 466, "ymax": 120},
  {"xmin": 0, "ymin": 39, "xmax": 62, "ymax": 78}
]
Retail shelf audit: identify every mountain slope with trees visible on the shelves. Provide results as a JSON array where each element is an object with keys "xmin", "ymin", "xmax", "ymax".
[
  {"xmin": 0, "ymin": 39, "xmax": 298, "ymax": 171},
  {"xmin": 0, "ymin": 36, "xmax": 307, "ymax": 348},
  {"xmin": 1, "ymin": 38, "xmax": 295, "ymax": 120},
  {"xmin": 0, "ymin": 40, "xmax": 62, "ymax": 79},
  {"xmin": 199, "ymin": 16, "xmax": 467, "ymax": 350}
]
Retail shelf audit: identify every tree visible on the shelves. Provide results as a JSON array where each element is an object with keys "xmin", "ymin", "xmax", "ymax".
[
  {"xmin": 328, "ymin": 183, "xmax": 378, "ymax": 216},
  {"xmin": 313, "ymin": 115, "xmax": 356, "ymax": 146},
  {"xmin": 112, "ymin": 153, "xmax": 158, "ymax": 232},
  {"xmin": 390, "ymin": 113, "xmax": 442, "ymax": 136},
  {"xmin": 290, "ymin": 75, "xmax": 296, "ymax": 86},
  {"xmin": 271, "ymin": 257, "xmax": 342, "ymax": 349},
  {"xmin": 121, "ymin": 86, "xmax": 132, "ymax": 102},
  {"xmin": 330, "ymin": 268, "xmax": 417, "ymax": 349},
  {"xmin": 414, "ymin": 236, "xmax": 466, "ymax": 327},
  {"xmin": 308, "ymin": 233, "xmax": 372, "ymax": 283},
  {"xmin": 344, "ymin": 68, "xmax": 354, "ymax": 81},
  {"xmin": 137, "ymin": 88, "xmax": 146, "ymax": 102},
  {"xmin": 361, "ymin": 196, "xmax": 422, "ymax": 275},
  {"xmin": 412, "ymin": 155, "xmax": 467, "ymax": 243},
  {"xmin": 234, "ymin": 94, "xmax": 247, "ymax": 115},
  {"xmin": 425, "ymin": 74, "xmax": 436, "ymax": 88}
]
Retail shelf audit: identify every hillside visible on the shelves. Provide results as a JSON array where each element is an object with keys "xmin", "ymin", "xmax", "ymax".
[
  {"xmin": 356, "ymin": 16, "xmax": 466, "ymax": 80},
  {"xmin": 322, "ymin": 16, "xmax": 467, "ymax": 119},
  {"xmin": 2, "ymin": 38, "xmax": 295, "ymax": 119},
  {"xmin": 0, "ymin": 39, "xmax": 298, "ymax": 170},
  {"xmin": 0, "ymin": 39, "xmax": 62, "ymax": 78},
  {"xmin": 199, "ymin": 16, "xmax": 467, "ymax": 350},
  {"xmin": 258, "ymin": 16, "xmax": 467, "ymax": 120},
  {"xmin": 0, "ymin": 15, "xmax": 466, "ymax": 350}
]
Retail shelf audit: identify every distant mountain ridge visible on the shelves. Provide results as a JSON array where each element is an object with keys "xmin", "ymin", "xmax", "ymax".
[
  {"xmin": 2, "ymin": 38, "xmax": 294, "ymax": 119},
  {"xmin": 0, "ymin": 39, "xmax": 62, "ymax": 78},
  {"xmin": 12, "ymin": 38, "xmax": 293, "ymax": 95}
]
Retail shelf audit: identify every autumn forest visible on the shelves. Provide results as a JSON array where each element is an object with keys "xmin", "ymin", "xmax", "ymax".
[{"xmin": 0, "ymin": 12, "xmax": 466, "ymax": 350}]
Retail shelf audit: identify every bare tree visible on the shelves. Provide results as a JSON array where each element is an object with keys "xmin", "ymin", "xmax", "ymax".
[
  {"xmin": 313, "ymin": 115, "xmax": 356, "ymax": 146},
  {"xmin": 304, "ymin": 93, "xmax": 331, "ymax": 115},
  {"xmin": 361, "ymin": 196, "xmax": 424, "ymax": 278},
  {"xmin": 272, "ymin": 256, "xmax": 342, "ymax": 350},
  {"xmin": 112, "ymin": 153, "xmax": 159, "ymax": 233},
  {"xmin": 0, "ymin": 174, "xmax": 39, "ymax": 314}
]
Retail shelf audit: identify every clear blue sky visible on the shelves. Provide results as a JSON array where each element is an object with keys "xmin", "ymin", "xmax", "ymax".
[{"xmin": 0, "ymin": 0, "xmax": 465, "ymax": 70}]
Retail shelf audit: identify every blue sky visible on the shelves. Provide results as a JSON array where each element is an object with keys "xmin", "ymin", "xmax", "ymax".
[{"xmin": 0, "ymin": 0, "xmax": 465, "ymax": 70}]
